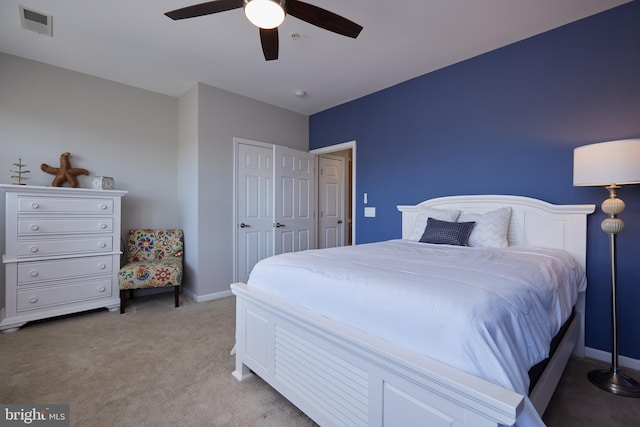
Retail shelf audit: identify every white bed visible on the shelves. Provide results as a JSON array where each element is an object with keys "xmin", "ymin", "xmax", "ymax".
[{"xmin": 231, "ymin": 195, "xmax": 595, "ymax": 427}]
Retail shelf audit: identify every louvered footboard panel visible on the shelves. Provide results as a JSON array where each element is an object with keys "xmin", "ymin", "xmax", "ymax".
[{"xmin": 274, "ymin": 325, "xmax": 369, "ymax": 426}]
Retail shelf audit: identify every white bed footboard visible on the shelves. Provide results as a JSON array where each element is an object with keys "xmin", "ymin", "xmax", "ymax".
[{"xmin": 232, "ymin": 283, "xmax": 524, "ymax": 427}]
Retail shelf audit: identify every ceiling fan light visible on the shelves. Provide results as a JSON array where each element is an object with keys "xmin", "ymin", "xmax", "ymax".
[{"xmin": 245, "ymin": 0, "xmax": 285, "ymax": 29}]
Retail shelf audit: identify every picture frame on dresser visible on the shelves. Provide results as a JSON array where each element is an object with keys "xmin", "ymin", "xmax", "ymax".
[{"xmin": 0, "ymin": 184, "xmax": 127, "ymax": 332}]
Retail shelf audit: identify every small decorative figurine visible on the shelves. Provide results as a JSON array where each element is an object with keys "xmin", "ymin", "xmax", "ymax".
[
  {"xmin": 41, "ymin": 152, "xmax": 89, "ymax": 188},
  {"xmin": 10, "ymin": 157, "xmax": 30, "ymax": 185}
]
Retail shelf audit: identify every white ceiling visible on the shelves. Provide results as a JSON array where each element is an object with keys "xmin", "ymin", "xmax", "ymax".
[{"xmin": 0, "ymin": 0, "xmax": 630, "ymax": 115}]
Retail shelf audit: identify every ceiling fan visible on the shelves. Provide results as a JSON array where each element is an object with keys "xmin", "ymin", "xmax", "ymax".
[{"xmin": 165, "ymin": 0, "xmax": 363, "ymax": 61}]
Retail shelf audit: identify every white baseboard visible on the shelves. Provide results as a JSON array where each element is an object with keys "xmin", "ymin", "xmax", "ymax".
[
  {"xmin": 126, "ymin": 286, "xmax": 232, "ymax": 304},
  {"xmin": 183, "ymin": 287, "xmax": 232, "ymax": 303},
  {"xmin": 584, "ymin": 347, "xmax": 640, "ymax": 372}
]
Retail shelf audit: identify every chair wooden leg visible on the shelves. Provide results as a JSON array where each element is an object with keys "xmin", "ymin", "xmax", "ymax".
[
  {"xmin": 120, "ymin": 289, "xmax": 126, "ymax": 314},
  {"xmin": 174, "ymin": 285, "xmax": 180, "ymax": 308}
]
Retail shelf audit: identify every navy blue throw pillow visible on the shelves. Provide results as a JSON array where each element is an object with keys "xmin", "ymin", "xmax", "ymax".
[{"xmin": 419, "ymin": 217, "xmax": 476, "ymax": 246}]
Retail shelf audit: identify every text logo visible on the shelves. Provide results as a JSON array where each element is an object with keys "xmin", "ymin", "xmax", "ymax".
[{"xmin": 1, "ymin": 404, "xmax": 69, "ymax": 426}]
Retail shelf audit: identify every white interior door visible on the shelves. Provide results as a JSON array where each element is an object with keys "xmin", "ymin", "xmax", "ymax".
[
  {"xmin": 273, "ymin": 145, "xmax": 315, "ymax": 254},
  {"xmin": 311, "ymin": 141, "xmax": 356, "ymax": 246},
  {"xmin": 318, "ymin": 155, "xmax": 345, "ymax": 249},
  {"xmin": 236, "ymin": 141, "xmax": 273, "ymax": 283}
]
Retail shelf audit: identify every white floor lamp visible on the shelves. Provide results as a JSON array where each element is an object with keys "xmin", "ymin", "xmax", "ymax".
[{"xmin": 574, "ymin": 138, "xmax": 640, "ymax": 397}]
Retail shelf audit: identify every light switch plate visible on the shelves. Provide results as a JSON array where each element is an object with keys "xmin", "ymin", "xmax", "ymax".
[{"xmin": 364, "ymin": 207, "xmax": 376, "ymax": 217}]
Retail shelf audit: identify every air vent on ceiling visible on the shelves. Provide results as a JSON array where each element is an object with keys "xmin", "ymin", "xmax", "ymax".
[{"xmin": 19, "ymin": 5, "xmax": 52, "ymax": 36}]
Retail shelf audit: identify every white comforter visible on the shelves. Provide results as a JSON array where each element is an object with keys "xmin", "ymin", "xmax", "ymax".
[{"xmin": 247, "ymin": 239, "xmax": 587, "ymax": 426}]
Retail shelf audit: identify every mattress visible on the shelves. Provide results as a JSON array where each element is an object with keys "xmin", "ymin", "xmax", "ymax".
[{"xmin": 247, "ymin": 239, "xmax": 586, "ymax": 425}]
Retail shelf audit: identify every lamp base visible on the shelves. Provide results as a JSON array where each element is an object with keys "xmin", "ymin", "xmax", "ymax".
[{"xmin": 588, "ymin": 369, "xmax": 640, "ymax": 397}]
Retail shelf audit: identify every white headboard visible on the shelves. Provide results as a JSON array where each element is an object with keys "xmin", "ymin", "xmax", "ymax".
[{"xmin": 397, "ymin": 195, "xmax": 595, "ymax": 270}]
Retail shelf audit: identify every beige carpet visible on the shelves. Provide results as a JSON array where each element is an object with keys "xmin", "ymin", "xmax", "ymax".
[
  {"xmin": 0, "ymin": 293, "xmax": 315, "ymax": 427},
  {"xmin": 543, "ymin": 354, "xmax": 640, "ymax": 426},
  {"xmin": 2, "ymin": 292, "xmax": 639, "ymax": 426}
]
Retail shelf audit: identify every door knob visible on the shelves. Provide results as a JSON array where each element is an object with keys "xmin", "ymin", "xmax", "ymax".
[
  {"xmin": 240, "ymin": 223, "xmax": 250, "ymax": 228},
  {"xmin": 275, "ymin": 223, "xmax": 285, "ymax": 228},
  {"xmin": 337, "ymin": 220, "xmax": 343, "ymax": 224}
]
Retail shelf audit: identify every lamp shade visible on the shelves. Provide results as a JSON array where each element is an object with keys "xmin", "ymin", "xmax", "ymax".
[
  {"xmin": 573, "ymin": 139, "xmax": 640, "ymax": 187},
  {"xmin": 244, "ymin": 0, "xmax": 285, "ymax": 29}
]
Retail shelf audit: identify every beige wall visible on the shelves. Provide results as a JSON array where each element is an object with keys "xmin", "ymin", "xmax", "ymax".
[
  {"xmin": 0, "ymin": 53, "xmax": 180, "ymax": 232},
  {"xmin": 185, "ymin": 83, "xmax": 309, "ymax": 299},
  {"xmin": 0, "ymin": 52, "xmax": 309, "ymax": 303}
]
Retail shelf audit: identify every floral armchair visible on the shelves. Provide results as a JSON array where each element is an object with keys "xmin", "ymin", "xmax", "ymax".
[{"xmin": 118, "ymin": 229, "xmax": 184, "ymax": 314}]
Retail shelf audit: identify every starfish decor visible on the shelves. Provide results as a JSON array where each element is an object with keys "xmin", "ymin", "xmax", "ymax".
[{"xmin": 41, "ymin": 152, "xmax": 89, "ymax": 188}]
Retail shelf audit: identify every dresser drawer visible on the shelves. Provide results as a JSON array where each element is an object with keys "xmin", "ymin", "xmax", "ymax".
[
  {"xmin": 18, "ymin": 237, "xmax": 113, "ymax": 258},
  {"xmin": 18, "ymin": 256, "xmax": 113, "ymax": 285},
  {"xmin": 19, "ymin": 218, "xmax": 113, "ymax": 235},
  {"xmin": 18, "ymin": 196, "xmax": 113, "ymax": 214},
  {"xmin": 17, "ymin": 278, "xmax": 113, "ymax": 312}
]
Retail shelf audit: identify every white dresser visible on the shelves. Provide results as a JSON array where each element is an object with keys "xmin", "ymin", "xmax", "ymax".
[{"xmin": 0, "ymin": 184, "xmax": 127, "ymax": 332}]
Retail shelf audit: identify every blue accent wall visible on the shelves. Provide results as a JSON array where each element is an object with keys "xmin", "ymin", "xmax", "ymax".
[{"xmin": 310, "ymin": 2, "xmax": 640, "ymax": 360}]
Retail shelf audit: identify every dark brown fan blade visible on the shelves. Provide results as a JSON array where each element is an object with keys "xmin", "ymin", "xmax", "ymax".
[
  {"xmin": 260, "ymin": 28, "xmax": 279, "ymax": 61},
  {"xmin": 286, "ymin": 0, "xmax": 363, "ymax": 38},
  {"xmin": 165, "ymin": 0, "xmax": 244, "ymax": 20}
]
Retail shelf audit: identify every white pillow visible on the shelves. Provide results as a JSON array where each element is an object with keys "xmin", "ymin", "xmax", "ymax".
[
  {"xmin": 458, "ymin": 207, "xmax": 512, "ymax": 248},
  {"xmin": 407, "ymin": 207, "xmax": 460, "ymax": 241}
]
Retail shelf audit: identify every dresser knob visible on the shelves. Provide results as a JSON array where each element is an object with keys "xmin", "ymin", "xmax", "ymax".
[
  {"xmin": 29, "ymin": 247, "xmax": 38, "ymax": 253},
  {"xmin": 29, "ymin": 270, "xmax": 39, "ymax": 277},
  {"xmin": 99, "ymin": 242, "xmax": 107, "ymax": 248},
  {"xmin": 30, "ymin": 202, "xmax": 39, "ymax": 209},
  {"xmin": 99, "ymin": 204, "xmax": 107, "ymax": 210},
  {"xmin": 99, "ymin": 223, "xmax": 107, "ymax": 229},
  {"xmin": 29, "ymin": 296, "xmax": 39, "ymax": 303},
  {"xmin": 30, "ymin": 224, "xmax": 40, "ymax": 231},
  {"xmin": 98, "ymin": 263, "xmax": 107, "ymax": 269},
  {"xmin": 97, "ymin": 286, "xmax": 106, "ymax": 292}
]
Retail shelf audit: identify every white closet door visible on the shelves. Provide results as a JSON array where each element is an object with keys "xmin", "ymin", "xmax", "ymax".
[
  {"xmin": 236, "ymin": 142, "xmax": 274, "ymax": 283},
  {"xmin": 273, "ymin": 145, "xmax": 315, "ymax": 255},
  {"xmin": 235, "ymin": 140, "xmax": 316, "ymax": 283}
]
